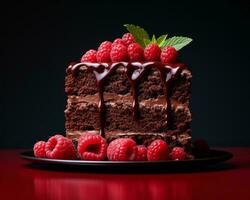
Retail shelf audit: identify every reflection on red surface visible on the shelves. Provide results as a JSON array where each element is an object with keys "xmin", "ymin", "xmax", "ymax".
[
  {"xmin": 33, "ymin": 174, "xmax": 192, "ymax": 200},
  {"xmin": 1, "ymin": 149, "xmax": 250, "ymax": 200}
]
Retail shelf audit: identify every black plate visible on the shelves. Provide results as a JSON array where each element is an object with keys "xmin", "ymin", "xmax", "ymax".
[{"xmin": 20, "ymin": 149, "xmax": 233, "ymax": 172}]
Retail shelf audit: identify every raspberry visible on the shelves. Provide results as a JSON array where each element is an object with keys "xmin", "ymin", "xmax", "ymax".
[
  {"xmin": 45, "ymin": 135, "xmax": 77, "ymax": 160},
  {"xmin": 77, "ymin": 133, "xmax": 107, "ymax": 161},
  {"xmin": 96, "ymin": 41, "xmax": 112, "ymax": 62},
  {"xmin": 98, "ymin": 41, "xmax": 112, "ymax": 50},
  {"xmin": 81, "ymin": 49, "xmax": 97, "ymax": 63},
  {"xmin": 110, "ymin": 44, "xmax": 128, "ymax": 62},
  {"xmin": 33, "ymin": 141, "xmax": 46, "ymax": 158},
  {"xmin": 135, "ymin": 145, "xmax": 147, "ymax": 161},
  {"xmin": 147, "ymin": 139, "xmax": 169, "ymax": 161},
  {"xmin": 122, "ymin": 33, "xmax": 135, "ymax": 46},
  {"xmin": 160, "ymin": 46, "xmax": 178, "ymax": 63},
  {"xmin": 107, "ymin": 138, "xmax": 138, "ymax": 161},
  {"xmin": 127, "ymin": 43, "xmax": 144, "ymax": 62},
  {"xmin": 171, "ymin": 147, "xmax": 186, "ymax": 160},
  {"xmin": 144, "ymin": 44, "xmax": 161, "ymax": 61},
  {"xmin": 112, "ymin": 38, "xmax": 125, "ymax": 47}
]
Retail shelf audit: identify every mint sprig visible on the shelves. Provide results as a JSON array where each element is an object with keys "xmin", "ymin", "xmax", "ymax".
[
  {"xmin": 161, "ymin": 36, "xmax": 193, "ymax": 51},
  {"xmin": 124, "ymin": 24, "xmax": 193, "ymax": 50},
  {"xmin": 157, "ymin": 34, "xmax": 168, "ymax": 47},
  {"xmin": 124, "ymin": 24, "xmax": 150, "ymax": 47}
]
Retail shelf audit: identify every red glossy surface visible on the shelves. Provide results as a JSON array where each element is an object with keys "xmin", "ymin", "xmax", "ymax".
[{"xmin": 0, "ymin": 148, "xmax": 250, "ymax": 200}]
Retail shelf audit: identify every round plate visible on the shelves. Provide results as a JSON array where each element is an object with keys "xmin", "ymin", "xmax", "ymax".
[{"xmin": 20, "ymin": 149, "xmax": 233, "ymax": 172}]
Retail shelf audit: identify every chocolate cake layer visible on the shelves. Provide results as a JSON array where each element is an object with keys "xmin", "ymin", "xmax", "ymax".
[
  {"xmin": 65, "ymin": 63, "xmax": 191, "ymax": 104},
  {"xmin": 65, "ymin": 94, "xmax": 191, "ymax": 135},
  {"xmin": 65, "ymin": 62, "xmax": 192, "ymax": 144}
]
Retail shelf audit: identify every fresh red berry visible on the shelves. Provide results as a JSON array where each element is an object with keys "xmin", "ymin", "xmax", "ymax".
[
  {"xmin": 127, "ymin": 43, "xmax": 144, "ymax": 61},
  {"xmin": 45, "ymin": 135, "xmax": 77, "ymax": 160},
  {"xmin": 122, "ymin": 33, "xmax": 135, "ymax": 46},
  {"xmin": 144, "ymin": 44, "xmax": 161, "ymax": 61},
  {"xmin": 98, "ymin": 41, "xmax": 112, "ymax": 50},
  {"xmin": 77, "ymin": 133, "xmax": 107, "ymax": 161},
  {"xmin": 81, "ymin": 49, "xmax": 97, "ymax": 63},
  {"xmin": 107, "ymin": 138, "xmax": 138, "ymax": 161},
  {"xmin": 112, "ymin": 38, "xmax": 125, "ymax": 47},
  {"xmin": 171, "ymin": 147, "xmax": 186, "ymax": 160},
  {"xmin": 135, "ymin": 145, "xmax": 147, "ymax": 161},
  {"xmin": 33, "ymin": 141, "xmax": 46, "ymax": 158},
  {"xmin": 147, "ymin": 139, "xmax": 169, "ymax": 161},
  {"xmin": 96, "ymin": 41, "xmax": 112, "ymax": 62},
  {"xmin": 110, "ymin": 44, "xmax": 128, "ymax": 62},
  {"xmin": 160, "ymin": 46, "xmax": 178, "ymax": 63}
]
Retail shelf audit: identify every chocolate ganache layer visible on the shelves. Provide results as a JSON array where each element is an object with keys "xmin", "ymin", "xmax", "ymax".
[{"xmin": 65, "ymin": 62, "xmax": 192, "ymax": 145}]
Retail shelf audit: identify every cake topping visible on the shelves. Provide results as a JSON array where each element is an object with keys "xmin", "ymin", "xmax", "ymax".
[
  {"xmin": 96, "ymin": 41, "xmax": 112, "ymax": 62},
  {"xmin": 112, "ymin": 38, "xmax": 125, "ymax": 47},
  {"xmin": 80, "ymin": 24, "xmax": 192, "ymax": 63},
  {"xmin": 127, "ymin": 43, "xmax": 144, "ymax": 61},
  {"xmin": 161, "ymin": 46, "xmax": 178, "ymax": 63},
  {"xmin": 121, "ymin": 32, "xmax": 135, "ymax": 46},
  {"xmin": 110, "ymin": 43, "xmax": 128, "ymax": 62},
  {"xmin": 144, "ymin": 43, "xmax": 161, "ymax": 61},
  {"xmin": 80, "ymin": 49, "xmax": 97, "ymax": 63}
]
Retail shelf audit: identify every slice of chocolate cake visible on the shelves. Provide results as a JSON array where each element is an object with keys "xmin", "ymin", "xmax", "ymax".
[{"xmin": 65, "ymin": 62, "xmax": 192, "ymax": 147}]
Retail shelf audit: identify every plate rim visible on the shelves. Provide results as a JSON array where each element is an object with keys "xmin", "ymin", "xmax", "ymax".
[{"xmin": 20, "ymin": 149, "xmax": 233, "ymax": 166}]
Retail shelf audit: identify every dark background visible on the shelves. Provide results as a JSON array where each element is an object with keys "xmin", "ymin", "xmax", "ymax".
[{"xmin": 1, "ymin": 1, "xmax": 250, "ymax": 148}]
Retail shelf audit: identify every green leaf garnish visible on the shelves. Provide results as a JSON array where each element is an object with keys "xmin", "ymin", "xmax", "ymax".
[
  {"xmin": 161, "ymin": 36, "xmax": 193, "ymax": 51},
  {"xmin": 143, "ymin": 38, "xmax": 151, "ymax": 46},
  {"xmin": 157, "ymin": 34, "xmax": 168, "ymax": 48},
  {"xmin": 124, "ymin": 24, "xmax": 193, "ymax": 50},
  {"xmin": 124, "ymin": 24, "xmax": 150, "ymax": 47},
  {"xmin": 151, "ymin": 34, "xmax": 157, "ymax": 43}
]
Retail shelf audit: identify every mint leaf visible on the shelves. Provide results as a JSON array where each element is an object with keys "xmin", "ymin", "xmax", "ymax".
[
  {"xmin": 157, "ymin": 34, "xmax": 168, "ymax": 48},
  {"xmin": 151, "ymin": 34, "xmax": 157, "ymax": 43},
  {"xmin": 144, "ymin": 38, "xmax": 151, "ymax": 46},
  {"xmin": 124, "ymin": 24, "xmax": 150, "ymax": 47},
  {"xmin": 162, "ymin": 36, "xmax": 193, "ymax": 51}
]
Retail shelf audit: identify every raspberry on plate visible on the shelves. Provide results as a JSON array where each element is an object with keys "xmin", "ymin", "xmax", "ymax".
[
  {"xmin": 135, "ymin": 145, "xmax": 147, "ymax": 161},
  {"xmin": 107, "ymin": 138, "xmax": 138, "ymax": 161},
  {"xmin": 122, "ymin": 33, "xmax": 135, "ymax": 46},
  {"xmin": 110, "ymin": 43, "xmax": 128, "ymax": 62},
  {"xmin": 81, "ymin": 49, "xmax": 97, "ymax": 63},
  {"xmin": 45, "ymin": 135, "xmax": 77, "ymax": 160},
  {"xmin": 77, "ymin": 133, "xmax": 107, "ymax": 161},
  {"xmin": 147, "ymin": 139, "xmax": 169, "ymax": 161},
  {"xmin": 127, "ymin": 43, "xmax": 144, "ymax": 62},
  {"xmin": 33, "ymin": 141, "xmax": 46, "ymax": 158},
  {"xmin": 96, "ymin": 41, "xmax": 112, "ymax": 62},
  {"xmin": 171, "ymin": 147, "xmax": 186, "ymax": 160},
  {"xmin": 160, "ymin": 46, "xmax": 178, "ymax": 63},
  {"xmin": 144, "ymin": 44, "xmax": 161, "ymax": 61}
]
